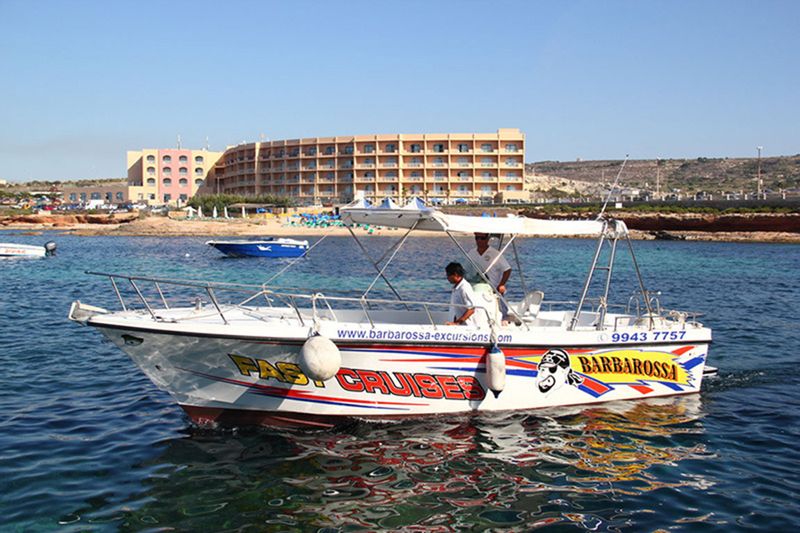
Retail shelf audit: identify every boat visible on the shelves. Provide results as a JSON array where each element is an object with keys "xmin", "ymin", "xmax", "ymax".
[
  {"xmin": 69, "ymin": 199, "xmax": 712, "ymax": 428},
  {"xmin": 0, "ymin": 241, "xmax": 56, "ymax": 258},
  {"xmin": 206, "ymin": 237, "xmax": 309, "ymax": 258}
]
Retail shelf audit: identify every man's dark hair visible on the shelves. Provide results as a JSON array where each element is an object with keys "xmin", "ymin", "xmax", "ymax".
[{"xmin": 445, "ymin": 262, "xmax": 464, "ymax": 277}]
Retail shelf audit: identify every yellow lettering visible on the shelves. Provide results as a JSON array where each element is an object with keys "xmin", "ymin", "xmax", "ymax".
[
  {"xmin": 257, "ymin": 360, "xmax": 285, "ymax": 381},
  {"xmin": 228, "ymin": 354, "xmax": 259, "ymax": 376},
  {"xmin": 277, "ymin": 362, "xmax": 309, "ymax": 385}
]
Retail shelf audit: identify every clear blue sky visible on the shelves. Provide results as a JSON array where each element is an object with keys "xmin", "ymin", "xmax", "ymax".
[{"xmin": 1, "ymin": 0, "xmax": 798, "ymax": 181}]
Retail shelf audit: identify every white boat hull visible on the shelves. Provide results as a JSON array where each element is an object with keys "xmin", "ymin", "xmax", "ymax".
[
  {"xmin": 91, "ymin": 310, "xmax": 710, "ymax": 428},
  {"xmin": 0, "ymin": 243, "xmax": 47, "ymax": 257}
]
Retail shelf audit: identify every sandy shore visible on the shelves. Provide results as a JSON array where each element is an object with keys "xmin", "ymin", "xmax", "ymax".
[{"xmin": 1, "ymin": 214, "xmax": 799, "ymax": 242}]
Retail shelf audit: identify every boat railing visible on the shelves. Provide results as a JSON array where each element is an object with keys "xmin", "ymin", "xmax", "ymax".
[{"xmin": 85, "ymin": 271, "xmax": 495, "ymax": 330}]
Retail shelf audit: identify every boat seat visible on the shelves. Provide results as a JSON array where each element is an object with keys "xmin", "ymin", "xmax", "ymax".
[{"xmin": 510, "ymin": 290, "xmax": 544, "ymax": 321}]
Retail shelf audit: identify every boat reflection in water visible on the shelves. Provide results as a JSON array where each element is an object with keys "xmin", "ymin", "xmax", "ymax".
[{"xmin": 97, "ymin": 395, "xmax": 712, "ymax": 530}]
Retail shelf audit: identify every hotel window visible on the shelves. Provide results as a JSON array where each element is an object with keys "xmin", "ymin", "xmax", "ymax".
[
  {"xmin": 433, "ymin": 143, "xmax": 445, "ymax": 153},
  {"xmin": 505, "ymin": 143, "xmax": 518, "ymax": 152},
  {"xmin": 91, "ymin": 192, "xmax": 101, "ymax": 200},
  {"xmin": 163, "ymin": 167, "xmax": 172, "ymax": 175},
  {"xmin": 179, "ymin": 194, "xmax": 188, "ymax": 202},
  {"xmin": 179, "ymin": 178, "xmax": 188, "ymax": 187},
  {"xmin": 164, "ymin": 194, "xmax": 171, "ymax": 202},
  {"xmin": 386, "ymin": 171, "xmax": 397, "ymax": 178},
  {"xmin": 482, "ymin": 185, "xmax": 492, "ymax": 193},
  {"xmin": 146, "ymin": 155, "xmax": 155, "ymax": 163},
  {"xmin": 195, "ymin": 156, "xmax": 204, "ymax": 163},
  {"xmin": 147, "ymin": 166, "xmax": 155, "ymax": 174},
  {"xmin": 324, "ymin": 146, "xmax": 335, "ymax": 155},
  {"xmin": 457, "ymin": 143, "xmax": 469, "ymax": 152},
  {"xmin": 409, "ymin": 143, "xmax": 421, "ymax": 153},
  {"xmin": 147, "ymin": 178, "xmax": 156, "ymax": 185},
  {"xmin": 179, "ymin": 167, "xmax": 188, "ymax": 175},
  {"xmin": 149, "ymin": 193, "xmax": 155, "ymax": 200},
  {"xmin": 342, "ymin": 145, "xmax": 354, "ymax": 155},
  {"xmin": 163, "ymin": 155, "xmax": 172, "ymax": 162},
  {"xmin": 384, "ymin": 143, "xmax": 396, "ymax": 153},
  {"xmin": 116, "ymin": 192, "xmax": 124, "ymax": 200},
  {"xmin": 363, "ymin": 145, "xmax": 375, "ymax": 153},
  {"xmin": 411, "ymin": 171, "xmax": 421, "ymax": 177},
  {"xmin": 69, "ymin": 193, "xmax": 77, "ymax": 201},
  {"xmin": 457, "ymin": 171, "xmax": 468, "ymax": 177},
  {"xmin": 195, "ymin": 168, "xmax": 203, "ymax": 175},
  {"xmin": 481, "ymin": 144, "xmax": 493, "ymax": 152},
  {"xmin": 80, "ymin": 193, "xmax": 87, "ymax": 201},
  {"xmin": 163, "ymin": 178, "xmax": 172, "ymax": 186},
  {"xmin": 434, "ymin": 171, "xmax": 445, "ymax": 177},
  {"xmin": 365, "ymin": 171, "xmax": 374, "ymax": 178},
  {"xmin": 179, "ymin": 155, "xmax": 188, "ymax": 163},
  {"xmin": 194, "ymin": 179, "xmax": 204, "ymax": 186}
]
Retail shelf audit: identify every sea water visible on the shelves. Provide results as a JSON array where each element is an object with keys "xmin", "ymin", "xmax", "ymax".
[{"xmin": 1, "ymin": 232, "xmax": 799, "ymax": 531}]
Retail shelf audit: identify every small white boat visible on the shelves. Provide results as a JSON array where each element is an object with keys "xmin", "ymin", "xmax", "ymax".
[
  {"xmin": 69, "ymin": 200, "xmax": 711, "ymax": 428},
  {"xmin": 0, "ymin": 241, "xmax": 56, "ymax": 258}
]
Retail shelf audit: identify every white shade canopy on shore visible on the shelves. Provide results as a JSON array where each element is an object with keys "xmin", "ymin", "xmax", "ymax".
[{"xmin": 340, "ymin": 198, "xmax": 615, "ymax": 237}]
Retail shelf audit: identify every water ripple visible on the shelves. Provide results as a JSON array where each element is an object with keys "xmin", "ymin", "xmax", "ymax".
[{"xmin": 0, "ymin": 234, "xmax": 799, "ymax": 530}]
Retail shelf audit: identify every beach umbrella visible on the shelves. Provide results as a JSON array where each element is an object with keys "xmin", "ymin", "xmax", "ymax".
[
  {"xmin": 198, "ymin": 206, "xmax": 204, "ymax": 218},
  {"xmin": 224, "ymin": 206, "xmax": 229, "ymax": 219},
  {"xmin": 212, "ymin": 206, "xmax": 218, "ymax": 218},
  {"xmin": 241, "ymin": 205, "xmax": 246, "ymax": 218}
]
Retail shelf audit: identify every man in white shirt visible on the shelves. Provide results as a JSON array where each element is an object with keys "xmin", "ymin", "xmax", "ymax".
[
  {"xmin": 445, "ymin": 262, "xmax": 483, "ymax": 327},
  {"xmin": 466, "ymin": 233, "xmax": 512, "ymax": 315}
]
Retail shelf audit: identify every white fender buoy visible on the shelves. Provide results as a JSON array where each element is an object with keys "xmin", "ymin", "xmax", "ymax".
[
  {"xmin": 299, "ymin": 335, "xmax": 341, "ymax": 381},
  {"xmin": 486, "ymin": 344, "xmax": 506, "ymax": 397}
]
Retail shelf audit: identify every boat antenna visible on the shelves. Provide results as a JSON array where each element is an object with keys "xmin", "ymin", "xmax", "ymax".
[{"xmin": 598, "ymin": 154, "xmax": 629, "ymax": 218}]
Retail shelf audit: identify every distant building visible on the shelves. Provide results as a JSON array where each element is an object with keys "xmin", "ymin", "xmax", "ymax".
[
  {"xmin": 127, "ymin": 148, "xmax": 222, "ymax": 206},
  {"xmin": 62, "ymin": 181, "xmax": 129, "ymax": 206},
  {"xmin": 203, "ymin": 129, "xmax": 526, "ymax": 205}
]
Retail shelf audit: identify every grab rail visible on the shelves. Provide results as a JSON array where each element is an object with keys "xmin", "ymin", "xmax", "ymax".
[{"xmin": 85, "ymin": 271, "xmax": 493, "ymax": 331}]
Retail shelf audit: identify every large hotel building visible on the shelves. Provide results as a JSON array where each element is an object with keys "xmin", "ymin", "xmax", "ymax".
[{"xmin": 208, "ymin": 128, "xmax": 525, "ymax": 205}]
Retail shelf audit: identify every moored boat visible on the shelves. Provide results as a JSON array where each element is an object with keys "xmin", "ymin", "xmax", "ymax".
[
  {"xmin": 206, "ymin": 237, "xmax": 309, "ymax": 258},
  {"xmin": 69, "ymin": 200, "xmax": 711, "ymax": 428},
  {"xmin": 0, "ymin": 241, "xmax": 56, "ymax": 258}
]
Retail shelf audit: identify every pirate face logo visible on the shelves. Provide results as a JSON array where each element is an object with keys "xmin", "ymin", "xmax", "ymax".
[{"xmin": 536, "ymin": 349, "xmax": 584, "ymax": 394}]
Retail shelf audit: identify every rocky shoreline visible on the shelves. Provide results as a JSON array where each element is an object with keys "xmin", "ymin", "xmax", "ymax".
[{"xmin": 1, "ymin": 211, "xmax": 799, "ymax": 243}]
